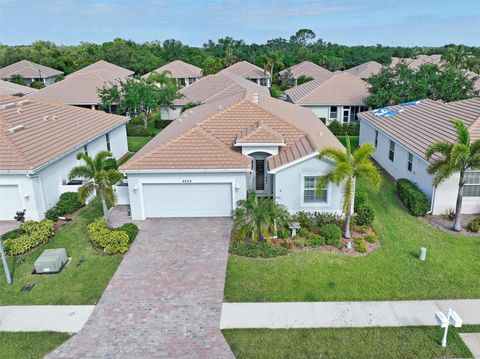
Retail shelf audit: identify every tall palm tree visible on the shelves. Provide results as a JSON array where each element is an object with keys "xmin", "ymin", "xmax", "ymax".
[
  {"xmin": 317, "ymin": 137, "xmax": 382, "ymax": 239},
  {"xmin": 233, "ymin": 192, "xmax": 290, "ymax": 243},
  {"xmin": 426, "ymin": 119, "xmax": 480, "ymax": 231},
  {"xmin": 68, "ymin": 151, "xmax": 123, "ymax": 226}
]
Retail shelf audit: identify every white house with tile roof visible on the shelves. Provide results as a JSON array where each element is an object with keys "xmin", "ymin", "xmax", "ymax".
[
  {"xmin": 0, "ymin": 79, "xmax": 37, "ymax": 96},
  {"xmin": 0, "ymin": 96, "xmax": 128, "ymax": 220},
  {"xmin": 142, "ymin": 60, "xmax": 202, "ymax": 87},
  {"xmin": 285, "ymin": 72, "xmax": 370, "ymax": 124},
  {"xmin": 0, "ymin": 60, "xmax": 64, "ymax": 86},
  {"xmin": 279, "ymin": 61, "xmax": 332, "ymax": 86},
  {"xmin": 224, "ymin": 61, "xmax": 272, "ymax": 87},
  {"xmin": 345, "ymin": 61, "xmax": 383, "ymax": 79},
  {"xmin": 121, "ymin": 91, "xmax": 345, "ymax": 219},
  {"xmin": 359, "ymin": 98, "xmax": 480, "ymax": 215}
]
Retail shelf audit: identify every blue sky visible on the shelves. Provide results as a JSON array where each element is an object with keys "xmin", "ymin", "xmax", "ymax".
[{"xmin": 1, "ymin": 0, "xmax": 479, "ymax": 46}]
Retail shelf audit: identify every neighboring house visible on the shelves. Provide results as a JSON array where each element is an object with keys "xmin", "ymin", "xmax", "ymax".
[
  {"xmin": 142, "ymin": 60, "xmax": 202, "ymax": 87},
  {"xmin": 27, "ymin": 60, "xmax": 134, "ymax": 109},
  {"xmin": 0, "ymin": 79, "xmax": 37, "ymax": 96},
  {"xmin": 120, "ymin": 91, "xmax": 345, "ymax": 220},
  {"xmin": 358, "ymin": 98, "xmax": 480, "ymax": 215},
  {"xmin": 224, "ymin": 61, "xmax": 272, "ymax": 87},
  {"xmin": 285, "ymin": 72, "xmax": 369, "ymax": 124},
  {"xmin": 279, "ymin": 61, "xmax": 332, "ymax": 85},
  {"xmin": 0, "ymin": 60, "xmax": 64, "ymax": 86},
  {"xmin": 345, "ymin": 61, "xmax": 383, "ymax": 79},
  {"xmin": 0, "ymin": 96, "xmax": 128, "ymax": 221},
  {"xmin": 161, "ymin": 70, "xmax": 270, "ymax": 120}
]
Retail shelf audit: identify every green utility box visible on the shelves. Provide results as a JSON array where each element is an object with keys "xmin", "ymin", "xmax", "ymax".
[{"xmin": 34, "ymin": 248, "xmax": 68, "ymax": 274}]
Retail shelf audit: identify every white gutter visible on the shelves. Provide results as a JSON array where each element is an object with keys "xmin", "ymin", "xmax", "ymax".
[
  {"xmin": 268, "ymin": 152, "xmax": 319, "ymax": 174},
  {"xmin": 428, "ymin": 186, "xmax": 437, "ymax": 214},
  {"xmin": 121, "ymin": 168, "xmax": 251, "ymax": 174},
  {"xmin": 234, "ymin": 143, "xmax": 286, "ymax": 147}
]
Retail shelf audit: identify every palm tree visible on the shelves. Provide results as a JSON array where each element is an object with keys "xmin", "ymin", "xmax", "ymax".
[
  {"xmin": 68, "ymin": 151, "xmax": 123, "ymax": 226},
  {"xmin": 317, "ymin": 137, "xmax": 382, "ymax": 239},
  {"xmin": 233, "ymin": 192, "xmax": 290, "ymax": 243},
  {"xmin": 426, "ymin": 119, "xmax": 480, "ymax": 231}
]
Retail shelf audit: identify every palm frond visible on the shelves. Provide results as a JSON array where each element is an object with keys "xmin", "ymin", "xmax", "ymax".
[
  {"xmin": 425, "ymin": 141, "xmax": 452, "ymax": 160},
  {"xmin": 68, "ymin": 165, "xmax": 92, "ymax": 181},
  {"xmin": 76, "ymin": 152, "xmax": 95, "ymax": 170},
  {"xmin": 318, "ymin": 147, "xmax": 347, "ymax": 163},
  {"xmin": 94, "ymin": 151, "xmax": 113, "ymax": 171},
  {"xmin": 355, "ymin": 162, "xmax": 382, "ymax": 190},
  {"xmin": 352, "ymin": 143, "xmax": 376, "ymax": 166},
  {"xmin": 431, "ymin": 162, "xmax": 456, "ymax": 187},
  {"xmin": 77, "ymin": 181, "xmax": 95, "ymax": 203},
  {"xmin": 451, "ymin": 118, "xmax": 470, "ymax": 146}
]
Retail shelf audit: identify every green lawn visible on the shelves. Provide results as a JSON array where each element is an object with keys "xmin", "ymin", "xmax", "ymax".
[
  {"xmin": 224, "ymin": 326, "xmax": 479, "ymax": 359},
  {"xmin": 224, "ymin": 174, "xmax": 480, "ymax": 302},
  {"xmin": 337, "ymin": 135, "xmax": 359, "ymax": 149},
  {"xmin": 128, "ymin": 136, "xmax": 152, "ymax": 152},
  {"xmin": 269, "ymin": 84, "xmax": 285, "ymax": 98},
  {"xmin": 0, "ymin": 332, "xmax": 70, "ymax": 359},
  {"xmin": 0, "ymin": 199, "xmax": 122, "ymax": 305}
]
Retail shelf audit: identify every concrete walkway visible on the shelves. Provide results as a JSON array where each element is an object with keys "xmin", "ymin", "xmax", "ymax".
[
  {"xmin": 460, "ymin": 333, "xmax": 480, "ymax": 359},
  {"xmin": 220, "ymin": 299, "xmax": 480, "ymax": 329},
  {"xmin": 0, "ymin": 306, "xmax": 94, "ymax": 332}
]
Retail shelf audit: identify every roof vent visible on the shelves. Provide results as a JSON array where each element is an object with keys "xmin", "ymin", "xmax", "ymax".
[
  {"xmin": 16, "ymin": 100, "xmax": 31, "ymax": 106},
  {"xmin": 43, "ymin": 115, "xmax": 49, "ymax": 121},
  {"xmin": 16, "ymin": 108, "xmax": 24, "ymax": 114},
  {"xmin": 7, "ymin": 124, "xmax": 25, "ymax": 134},
  {"xmin": 1, "ymin": 102, "xmax": 16, "ymax": 110},
  {"xmin": 252, "ymin": 92, "xmax": 259, "ymax": 103},
  {"xmin": 51, "ymin": 115, "xmax": 57, "ymax": 121}
]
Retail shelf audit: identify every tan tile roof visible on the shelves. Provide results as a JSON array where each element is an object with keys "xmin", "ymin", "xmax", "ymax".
[
  {"xmin": 236, "ymin": 121, "xmax": 285, "ymax": 144},
  {"xmin": 358, "ymin": 98, "xmax": 480, "ymax": 161},
  {"xmin": 0, "ymin": 60, "xmax": 63, "ymax": 79},
  {"xmin": 66, "ymin": 60, "xmax": 134, "ymax": 78},
  {"xmin": 223, "ymin": 61, "xmax": 271, "ymax": 79},
  {"xmin": 285, "ymin": 72, "xmax": 369, "ymax": 105},
  {"xmin": 0, "ymin": 95, "xmax": 127, "ymax": 172},
  {"xmin": 390, "ymin": 55, "xmax": 443, "ymax": 71},
  {"xmin": 174, "ymin": 71, "xmax": 269, "ymax": 106},
  {"xmin": 142, "ymin": 60, "xmax": 202, "ymax": 79},
  {"xmin": 279, "ymin": 61, "xmax": 331, "ymax": 79},
  {"xmin": 345, "ymin": 61, "xmax": 383, "ymax": 79},
  {"xmin": 27, "ymin": 68, "xmax": 131, "ymax": 105},
  {"xmin": 0, "ymin": 80, "xmax": 37, "ymax": 96},
  {"xmin": 121, "ymin": 91, "xmax": 343, "ymax": 171}
]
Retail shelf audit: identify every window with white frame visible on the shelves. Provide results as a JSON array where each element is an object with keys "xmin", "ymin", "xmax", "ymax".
[
  {"xmin": 303, "ymin": 176, "xmax": 328, "ymax": 203},
  {"xmin": 464, "ymin": 171, "xmax": 480, "ymax": 197},
  {"xmin": 330, "ymin": 106, "xmax": 338, "ymax": 119},
  {"xmin": 389, "ymin": 140, "xmax": 395, "ymax": 161},
  {"xmin": 407, "ymin": 152, "xmax": 413, "ymax": 172},
  {"xmin": 374, "ymin": 130, "xmax": 379, "ymax": 148},
  {"xmin": 106, "ymin": 133, "xmax": 111, "ymax": 151},
  {"xmin": 259, "ymin": 78, "xmax": 269, "ymax": 86}
]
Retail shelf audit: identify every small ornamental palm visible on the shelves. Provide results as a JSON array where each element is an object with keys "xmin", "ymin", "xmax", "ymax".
[
  {"xmin": 233, "ymin": 192, "xmax": 290, "ymax": 243},
  {"xmin": 426, "ymin": 119, "xmax": 480, "ymax": 231},
  {"xmin": 68, "ymin": 151, "xmax": 123, "ymax": 227},
  {"xmin": 317, "ymin": 137, "xmax": 382, "ymax": 239}
]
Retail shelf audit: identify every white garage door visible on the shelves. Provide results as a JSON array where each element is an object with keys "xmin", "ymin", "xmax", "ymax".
[
  {"xmin": 143, "ymin": 183, "xmax": 232, "ymax": 218},
  {"xmin": 0, "ymin": 185, "xmax": 22, "ymax": 220}
]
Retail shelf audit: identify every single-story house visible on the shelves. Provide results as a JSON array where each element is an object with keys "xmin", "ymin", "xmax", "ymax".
[
  {"xmin": 142, "ymin": 60, "xmax": 202, "ymax": 87},
  {"xmin": 0, "ymin": 95, "xmax": 128, "ymax": 220},
  {"xmin": 120, "ymin": 90, "xmax": 345, "ymax": 219},
  {"xmin": 0, "ymin": 60, "xmax": 64, "ymax": 86},
  {"xmin": 345, "ymin": 61, "xmax": 383, "ymax": 79},
  {"xmin": 161, "ymin": 70, "xmax": 270, "ymax": 120},
  {"xmin": 279, "ymin": 61, "xmax": 332, "ymax": 86},
  {"xmin": 27, "ymin": 60, "xmax": 134, "ymax": 110},
  {"xmin": 224, "ymin": 61, "xmax": 272, "ymax": 87},
  {"xmin": 359, "ymin": 98, "xmax": 480, "ymax": 215},
  {"xmin": 285, "ymin": 72, "xmax": 369, "ymax": 124},
  {"xmin": 0, "ymin": 79, "xmax": 37, "ymax": 96}
]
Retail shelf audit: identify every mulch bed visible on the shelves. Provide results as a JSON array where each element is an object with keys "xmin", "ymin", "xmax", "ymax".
[{"xmin": 423, "ymin": 213, "xmax": 480, "ymax": 237}]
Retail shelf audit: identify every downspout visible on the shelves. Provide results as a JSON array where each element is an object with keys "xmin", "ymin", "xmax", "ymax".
[
  {"xmin": 26, "ymin": 173, "xmax": 46, "ymax": 219},
  {"xmin": 428, "ymin": 186, "xmax": 437, "ymax": 214}
]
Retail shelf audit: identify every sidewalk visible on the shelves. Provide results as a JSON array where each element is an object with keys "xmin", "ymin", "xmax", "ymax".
[
  {"xmin": 220, "ymin": 299, "xmax": 480, "ymax": 329},
  {"xmin": 0, "ymin": 305, "xmax": 94, "ymax": 332},
  {"xmin": 460, "ymin": 333, "xmax": 480, "ymax": 359}
]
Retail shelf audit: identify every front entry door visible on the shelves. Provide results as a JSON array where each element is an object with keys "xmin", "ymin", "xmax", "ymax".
[
  {"xmin": 255, "ymin": 159, "xmax": 265, "ymax": 192},
  {"xmin": 342, "ymin": 106, "xmax": 351, "ymax": 123}
]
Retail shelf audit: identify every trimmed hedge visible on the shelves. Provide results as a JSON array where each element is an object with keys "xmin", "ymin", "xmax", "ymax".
[
  {"xmin": 3, "ymin": 220, "xmax": 54, "ymax": 255},
  {"xmin": 354, "ymin": 188, "xmax": 368, "ymax": 212},
  {"xmin": 1, "ymin": 228, "xmax": 23, "ymax": 241},
  {"xmin": 87, "ymin": 218, "xmax": 130, "ymax": 254},
  {"xmin": 354, "ymin": 237, "xmax": 368, "ymax": 253},
  {"xmin": 327, "ymin": 120, "xmax": 360, "ymax": 136},
  {"xmin": 117, "ymin": 223, "xmax": 139, "ymax": 243},
  {"xmin": 306, "ymin": 234, "xmax": 325, "ymax": 247},
  {"xmin": 396, "ymin": 179, "xmax": 430, "ymax": 216},
  {"xmin": 320, "ymin": 224, "xmax": 342, "ymax": 247},
  {"xmin": 45, "ymin": 192, "xmax": 84, "ymax": 220},
  {"xmin": 230, "ymin": 241, "xmax": 289, "ymax": 258},
  {"xmin": 356, "ymin": 203, "xmax": 375, "ymax": 226},
  {"xmin": 126, "ymin": 125, "xmax": 150, "ymax": 136},
  {"xmin": 154, "ymin": 119, "xmax": 172, "ymax": 129},
  {"xmin": 467, "ymin": 217, "xmax": 480, "ymax": 233}
]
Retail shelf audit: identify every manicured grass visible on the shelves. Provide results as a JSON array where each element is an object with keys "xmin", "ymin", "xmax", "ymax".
[
  {"xmin": 269, "ymin": 84, "xmax": 285, "ymax": 97},
  {"xmin": 0, "ymin": 332, "xmax": 70, "ymax": 359},
  {"xmin": 0, "ymin": 199, "xmax": 122, "ymax": 305},
  {"xmin": 224, "ymin": 326, "xmax": 479, "ymax": 359},
  {"xmin": 337, "ymin": 135, "xmax": 359, "ymax": 149},
  {"xmin": 224, "ymin": 174, "xmax": 480, "ymax": 302},
  {"xmin": 127, "ymin": 136, "xmax": 152, "ymax": 152}
]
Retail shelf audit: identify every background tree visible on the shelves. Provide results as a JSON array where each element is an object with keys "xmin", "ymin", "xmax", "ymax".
[
  {"xmin": 202, "ymin": 57, "xmax": 224, "ymax": 75},
  {"xmin": 426, "ymin": 119, "xmax": 480, "ymax": 231},
  {"xmin": 68, "ymin": 151, "xmax": 123, "ymax": 226},
  {"xmin": 317, "ymin": 137, "xmax": 382, "ymax": 239},
  {"xmin": 98, "ymin": 83, "xmax": 121, "ymax": 113},
  {"xmin": 9, "ymin": 75, "xmax": 27, "ymax": 86},
  {"xmin": 296, "ymin": 75, "xmax": 314, "ymax": 85}
]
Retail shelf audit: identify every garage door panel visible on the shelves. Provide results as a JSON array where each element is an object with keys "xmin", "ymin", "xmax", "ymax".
[
  {"xmin": 0, "ymin": 185, "xmax": 22, "ymax": 220},
  {"xmin": 143, "ymin": 183, "xmax": 232, "ymax": 218}
]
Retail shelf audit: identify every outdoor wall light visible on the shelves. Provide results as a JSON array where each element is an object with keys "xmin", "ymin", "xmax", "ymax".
[
  {"xmin": 235, "ymin": 183, "xmax": 240, "ymax": 191},
  {"xmin": 23, "ymin": 193, "xmax": 30, "ymax": 199},
  {"xmin": 133, "ymin": 185, "xmax": 138, "ymax": 192}
]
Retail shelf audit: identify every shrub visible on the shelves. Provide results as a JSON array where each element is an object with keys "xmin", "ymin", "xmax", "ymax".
[
  {"xmin": 126, "ymin": 125, "xmax": 150, "ymax": 136},
  {"xmin": 291, "ymin": 211, "xmax": 316, "ymax": 232},
  {"xmin": 45, "ymin": 208, "xmax": 59, "ymax": 221},
  {"xmin": 396, "ymin": 179, "xmax": 430, "ymax": 216},
  {"xmin": 3, "ymin": 220, "xmax": 54, "ymax": 255},
  {"xmin": 154, "ymin": 119, "xmax": 172, "ymax": 129},
  {"xmin": 117, "ymin": 223, "xmax": 139, "ymax": 243},
  {"xmin": 327, "ymin": 120, "xmax": 360, "ymax": 136},
  {"xmin": 467, "ymin": 217, "xmax": 480, "ymax": 233},
  {"xmin": 314, "ymin": 212, "xmax": 344, "ymax": 228},
  {"xmin": 294, "ymin": 236, "xmax": 307, "ymax": 248},
  {"xmin": 277, "ymin": 228, "xmax": 290, "ymax": 239},
  {"xmin": 320, "ymin": 224, "xmax": 342, "ymax": 247},
  {"xmin": 1, "ymin": 228, "xmax": 24, "ymax": 241},
  {"xmin": 356, "ymin": 204, "xmax": 375, "ymax": 226},
  {"xmin": 444, "ymin": 207, "xmax": 456, "ymax": 221},
  {"xmin": 354, "ymin": 188, "xmax": 368, "ymax": 212},
  {"xmin": 282, "ymin": 237, "xmax": 295, "ymax": 249},
  {"xmin": 364, "ymin": 234, "xmax": 378, "ymax": 243},
  {"xmin": 87, "ymin": 218, "xmax": 130, "ymax": 254},
  {"xmin": 307, "ymin": 234, "xmax": 325, "ymax": 247},
  {"xmin": 55, "ymin": 192, "xmax": 84, "ymax": 216},
  {"xmin": 297, "ymin": 227, "xmax": 310, "ymax": 238},
  {"xmin": 229, "ymin": 241, "xmax": 289, "ymax": 258},
  {"xmin": 354, "ymin": 238, "xmax": 368, "ymax": 253}
]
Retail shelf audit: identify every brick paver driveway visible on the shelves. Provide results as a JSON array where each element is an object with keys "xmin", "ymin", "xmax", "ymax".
[{"xmin": 48, "ymin": 218, "xmax": 235, "ymax": 358}]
